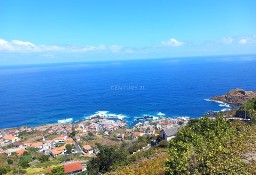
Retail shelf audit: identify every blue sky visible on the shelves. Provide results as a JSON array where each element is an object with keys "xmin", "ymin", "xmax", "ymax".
[{"xmin": 0, "ymin": 0, "xmax": 256, "ymax": 65}]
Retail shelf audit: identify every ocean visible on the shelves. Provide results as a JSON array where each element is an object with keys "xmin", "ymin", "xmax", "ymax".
[{"xmin": 0, "ymin": 55, "xmax": 256, "ymax": 129}]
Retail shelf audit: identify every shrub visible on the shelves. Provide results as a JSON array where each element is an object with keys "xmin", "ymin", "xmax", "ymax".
[
  {"xmin": 157, "ymin": 140, "xmax": 169, "ymax": 148},
  {"xmin": 7, "ymin": 159, "xmax": 13, "ymax": 165}
]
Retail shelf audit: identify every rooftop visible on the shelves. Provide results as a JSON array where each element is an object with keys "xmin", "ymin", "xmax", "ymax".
[
  {"xmin": 3, "ymin": 135, "xmax": 16, "ymax": 140},
  {"xmin": 64, "ymin": 162, "xmax": 83, "ymax": 173},
  {"xmin": 163, "ymin": 127, "xmax": 179, "ymax": 137}
]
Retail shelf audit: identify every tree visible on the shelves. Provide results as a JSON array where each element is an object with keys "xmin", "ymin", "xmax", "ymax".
[
  {"xmin": 165, "ymin": 117, "xmax": 253, "ymax": 174},
  {"xmin": 7, "ymin": 159, "xmax": 13, "ymax": 165},
  {"xmin": 51, "ymin": 166, "xmax": 67, "ymax": 175},
  {"xmin": 240, "ymin": 99, "xmax": 256, "ymax": 123},
  {"xmin": 0, "ymin": 166, "xmax": 9, "ymax": 174},
  {"xmin": 157, "ymin": 140, "xmax": 169, "ymax": 148},
  {"xmin": 70, "ymin": 130, "xmax": 76, "ymax": 138},
  {"xmin": 39, "ymin": 155, "xmax": 49, "ymax": 163},
  {"xmin": 88, "ymin": 132, "xmax": 94, "ymax": 137},
  {"xmin": 19, "ymin": 153, "xmax": 32, "ymax": 168},
  {"xmin": 65, "ymin": 144, "xmax": 73, "ymax": 154},
  {"xmin": 87, "ymin": 144, "xmax": 128, "ymax": 174}
]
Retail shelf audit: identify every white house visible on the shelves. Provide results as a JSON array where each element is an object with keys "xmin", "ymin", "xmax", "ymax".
[{"xmin": 53, "ymin": 135, "xmax": 68, "ymax": 143}]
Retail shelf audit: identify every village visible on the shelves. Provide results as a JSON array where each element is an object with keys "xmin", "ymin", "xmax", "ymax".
[{"xmin": 0, "ymin": 115, "xmax": 189, "ymax": 174}]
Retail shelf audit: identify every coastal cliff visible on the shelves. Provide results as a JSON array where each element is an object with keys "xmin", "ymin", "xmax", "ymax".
[{"xmin": 210, "ymin": 88, "xmax": 256, "ymax": 107}]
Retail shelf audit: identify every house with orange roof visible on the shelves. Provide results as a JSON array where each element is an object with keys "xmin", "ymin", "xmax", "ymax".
[
  {"xmin": 3, "ymin": 135, "xmax": 19, "ymax": 143},
  {"xmin": 64, "ymin": 162, "xmax": 83, "ymax": 174},
  {"xmin": 132, "ymin": 132, "xmax": 144, "ymax": 139},
  {"xmin": 50, "ymin": 145, "xmax": 66, "ymax": 157},
  {"xmin": 50, "ymin": 149, "xmax": 63, "ymax": 157},
  {"xmin": 13, "ymin": 141, "xmax": 22, "ymax": 148},
  {"xmin": 30, "ymin": 142, "xmax": 43, "ymax": 149},
  {"xmin": 83, "ymin": 145, "xmax": 93, "ymax": 154},
  {"xmin": 16, "ymin": 149, "xmax": 27, "ymax": 156}
]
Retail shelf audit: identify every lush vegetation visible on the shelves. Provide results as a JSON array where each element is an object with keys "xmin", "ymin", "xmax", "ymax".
[
  {"xmin": 50, "ymin": 166, "xmax": 67, "ymax": 175},
  {"xmin": 87, "ymin": 144, "xmax": 129, "ymax": 174},
  {"xmin": 241, "ymin": 98, "xmax": 256, "ymax": 123},
  {"xmin": 106, "ymin": 149, "xmax": 168, "ymax": 175},
  {"xmin": 126, "ymin": 135, "xmax": 154, "ymax": 154},
  {"xmin": 165, "ymin": 116, "xmax": 256, "ymax": 174},
  {"xmin": 86, "ymin": 136, "xmax": 163, "ymax": 175}
]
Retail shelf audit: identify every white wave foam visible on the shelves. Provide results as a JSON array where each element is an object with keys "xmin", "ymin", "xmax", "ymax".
[
  {"xmin": 204, "ymin": 99, "xmax": 231, "ymax": 108},
  {"xmin": 219, "ymin": 104, "xmax": 230, "ymax": 108},
  {"xmin": 153, "ymin": 116, "xmax": 159, "ymax": 120},
  {"xmin": 86, "ymin": 111, "xmax": 126, "ymax": 120},
  {"xmin": 205, "ymin": 98, "xmax": 225, "ymax": 104},
  {"xmin": 221, "ymin": 108, "xmax": 231, "ymax": 112},
  {"xmin": 116, "ymin": 114, "xmax": 126, "ymax": 120},
  {"xmin": 177, "ymin": 116, "xmax": 190, "ymax": 120},
  {"xmin": 157, "ymin": 112, "xmax": 165, "ymax": 116},
  {"xmin": 58, "ymin": 118, "xmax": 73, "ymax": 124}
]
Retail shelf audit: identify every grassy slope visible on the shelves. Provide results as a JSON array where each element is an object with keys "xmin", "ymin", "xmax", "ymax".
[{"xmin": 106, "ymin": 149, "xmax": 168, "ymax": 175}]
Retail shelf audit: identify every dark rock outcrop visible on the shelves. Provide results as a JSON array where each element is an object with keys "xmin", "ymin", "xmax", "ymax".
[{"xmin": 210, "ymin": 88, "xmax": 256, "ymax": 107}]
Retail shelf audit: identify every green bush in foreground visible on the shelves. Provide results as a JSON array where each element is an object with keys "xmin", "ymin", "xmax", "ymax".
[
  {"xmin": 50, "ymin": 166, "xmax": 67, "ymax": 175},
  {"xmin": 87, "ymin": 144, "xmax": 128, "ymax": 174},
  {"xmin": 165, "ymin": 116, "xmax": 256, "ymax": 174}
]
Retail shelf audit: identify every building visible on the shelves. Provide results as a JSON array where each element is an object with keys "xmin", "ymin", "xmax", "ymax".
[
  {"xmin": 3, "ymin": 135, "xmax": 19, "ymax": 143},
  {"xmin": 160, "ymin": 127, "xmax": 179, "ymax": 141},
  {"xmin": 83, "ymin": 145, "xmax": 93, "ymax": 154},
  {"xmin": 132, "ymin": 132, "xmax": 144, "ymax": 139},
  {"xmin": 16, "ymin": 149, "xmax": 27, "ymax": 156},
  {"xmin": 30, "ymin": 142, "xmax": 43, "ymax": 149},
  {"xmin": 50, "ymin": 145, "xmax": 66, "ymax": 157},
  {"xmin": 53, "ymin": 135, "xmax": 68, "ymax": 143},
  {"xmin": 64, "ymin": 162, "xmax": 83, "ymax": 174}
]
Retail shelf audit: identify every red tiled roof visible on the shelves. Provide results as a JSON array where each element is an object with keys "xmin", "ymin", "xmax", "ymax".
[
  {"xmin": 64, "ymin": 162, "xmax": 83, "ymax": 173},
  {"xmin": 133, "ymin": 132, "xmax": 142, "ymax": 137},
  {"xmin": 83, "ymin": 145, "xmax": 91, "ymax": 150},
  {"xmin": 31, "ymin": 142, "xmax": 42, "ymax": 148},
  {"xmin": 3, "ymin": 135, "xmax": 16, "ymax": 141},
  {"xmin": 16, "ymin": 149, "xmax": 27, "ymax": 156},
  {"xmin": 51, "ymin": 145, "xmax": 66, "ymax": 155},
  {"xmin": 51, "ymin": 149, "xmax": 62, "ymax": 155}
]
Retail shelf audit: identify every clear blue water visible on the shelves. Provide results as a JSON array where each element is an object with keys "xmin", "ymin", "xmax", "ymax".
[{"xmin": 0, "ymin": 55, "xmax": 256, "ymax": 129}]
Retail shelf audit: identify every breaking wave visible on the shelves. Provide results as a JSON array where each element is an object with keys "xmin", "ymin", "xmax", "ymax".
[{"xmin": 57, "ymin": 118, "xmax": 73, "ymax": 124}]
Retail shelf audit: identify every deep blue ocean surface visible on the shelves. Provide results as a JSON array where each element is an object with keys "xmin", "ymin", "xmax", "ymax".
[{"xmin": 0, "ymin": 55, "xmax": 256, "ymax": 129}]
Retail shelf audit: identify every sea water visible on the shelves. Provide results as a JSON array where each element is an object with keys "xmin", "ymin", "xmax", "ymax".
[{"xmin": 0, "ymin": 55, "xmax": 256, "ymax": 128}]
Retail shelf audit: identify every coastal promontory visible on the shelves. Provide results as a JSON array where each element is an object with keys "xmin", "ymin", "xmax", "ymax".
[{"xmin": 210, "ymin": 88, "xmax": 256, "ymax": 107}]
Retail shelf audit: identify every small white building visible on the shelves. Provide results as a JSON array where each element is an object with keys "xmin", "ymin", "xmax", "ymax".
[{"xmin": 53, "ymin": 135, "xmax": 68, "ymax": 143}]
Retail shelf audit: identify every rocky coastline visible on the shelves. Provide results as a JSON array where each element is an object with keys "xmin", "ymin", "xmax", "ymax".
[{"xmin": 210, "ymin": 88, "xmax": 256, "ymax": 107}]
